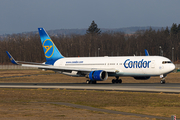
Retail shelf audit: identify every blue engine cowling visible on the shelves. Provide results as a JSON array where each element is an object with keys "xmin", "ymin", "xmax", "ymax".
[
  {"xmin": 134, "ymin": 76, "xmax": 150, "ymax": 80},
  {"xmin": 89, "ymin": 70, "xmax": 108, "ymax": 81}
]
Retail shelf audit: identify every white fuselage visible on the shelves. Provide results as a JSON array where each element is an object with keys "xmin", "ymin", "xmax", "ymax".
[{"xmin": 53, "ymin": 56, "xmax": 175, "ymax": 77}]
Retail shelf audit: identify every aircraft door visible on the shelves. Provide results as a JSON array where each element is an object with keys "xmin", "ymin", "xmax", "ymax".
[{"xmin": 151, "ymin": 60, "xmax": 155, "ymax": 68}]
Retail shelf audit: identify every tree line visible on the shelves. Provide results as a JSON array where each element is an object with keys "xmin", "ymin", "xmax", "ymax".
[{"xmin": 1, "ymin": 23, "xmax": 180, "ymax": 64}]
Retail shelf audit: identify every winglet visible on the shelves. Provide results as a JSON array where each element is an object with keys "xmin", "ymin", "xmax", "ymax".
[
  {"xmin": 144, "ymin": 49, "xmax": 149, "ymax": 56},
  {"xmin": 6, "ymin": 51, "xmax": 18, "ymax": 65}
]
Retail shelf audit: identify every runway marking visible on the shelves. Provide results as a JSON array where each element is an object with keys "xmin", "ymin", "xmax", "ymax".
[{"xmin": 156, "ymin": 87, "xmax": 180, "ymax": 89}]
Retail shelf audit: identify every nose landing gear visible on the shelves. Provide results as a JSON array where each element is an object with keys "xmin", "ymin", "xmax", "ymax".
[
  {"xmin": 160, "ymin": 74, "xmax": 166, "ymax": 84},
  {"xmin": 160, "ymin": 78, "xmax": 165, "ymax": 84}
]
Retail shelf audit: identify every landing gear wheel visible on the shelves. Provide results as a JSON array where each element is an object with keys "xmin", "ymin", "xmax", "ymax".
[
  {"xmin": 116, "ymin": 80, "xmax": 119, "ymax": 83},
  {"xmin": 160, "ymin": 80, "xmax": 165, "ymax": 84},
  {"xmin": 86, "ymin": 80, "xmax": 96, "ymax": 84},
  {"xmin": 92, "ymin": 81, "xmax": 97, "ymax": 84},
  {"xmin": 112, "ymin": 79, "xmax": 115, "ymax": 84},
  {"xmin": 118, "ymin": 79, "xmax": 122, "ymax": 83},
  {"xmin": 112, "ymin": 78, "xmax": 122, "ymax": 84}
]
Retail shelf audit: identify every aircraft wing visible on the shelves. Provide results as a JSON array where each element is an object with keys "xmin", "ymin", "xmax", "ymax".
[
  {"xmin": 21, "ymin": 64, "xmax": 118, "ymax": 73},
  {"xmin": 6, "ymin": 51, "xmax": 118, "ymax": 73}
]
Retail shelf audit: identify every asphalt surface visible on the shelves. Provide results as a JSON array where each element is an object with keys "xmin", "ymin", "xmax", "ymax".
[
  {"xmin": 0, "ymin": 83, "xmax": 180, "ymax": 93},
  {"xmin": 1, "ymin": 83, "xmax": 180, "ymax": 119}
]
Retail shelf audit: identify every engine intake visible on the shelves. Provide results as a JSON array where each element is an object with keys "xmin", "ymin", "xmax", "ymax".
[{"xmin": 89, "ymin": 70, "xmax": 108, "ymax": 81}]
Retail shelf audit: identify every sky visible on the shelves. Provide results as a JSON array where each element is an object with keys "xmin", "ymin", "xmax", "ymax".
[{"xmin": 0, "ymin": 0, "xmax": 180, "ymax": 34}]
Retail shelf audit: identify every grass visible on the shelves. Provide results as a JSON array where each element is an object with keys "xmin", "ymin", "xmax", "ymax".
[
  {"xmin": 0, "ymin": 69, "xmax": 180, "ymax": 119},
  {"xmin": 0, "ymin": 69, "xmax": 54, "ymax": 77},
  {"xmin": 0, "ymin": 98, "xmax": 145, "ymax": 120},
  {"xmin": 0, "ymin": 88, "xmax": 179, "ymax": 119}
]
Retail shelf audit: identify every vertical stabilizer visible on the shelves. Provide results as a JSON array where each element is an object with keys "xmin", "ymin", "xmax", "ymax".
[
  {"xmin": 145, "ymin": 49, "xmax": 149, "ymax": 56},
  {"xmin": 38, "ymin": 28, "xmax": 64, "ymax": 65}
]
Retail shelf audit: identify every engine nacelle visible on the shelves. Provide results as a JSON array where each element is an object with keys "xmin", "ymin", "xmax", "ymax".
[
  {"xmin": 134, "ymin": 76, "xmax": 150, "ymax": 80},
  {"xmin": 89, "ymin": 70, "xmax": 108, "ymax": 81}
]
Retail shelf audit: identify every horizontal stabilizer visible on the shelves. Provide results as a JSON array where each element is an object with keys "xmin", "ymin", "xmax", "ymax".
[
  {"xmin": 6, "ymin": 51, "xmax": 18, "ymax": 65},
  {"xmin": 6, "ymin": 51, "xmax": 53, "ymax": 66}
]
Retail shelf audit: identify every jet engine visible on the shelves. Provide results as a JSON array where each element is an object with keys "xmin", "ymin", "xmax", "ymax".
[{"xmin": 89, "ymin": 70, "xmax": 108, "ymax": 81}]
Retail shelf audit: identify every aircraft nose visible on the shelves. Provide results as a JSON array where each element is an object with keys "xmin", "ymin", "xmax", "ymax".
[{"xmin": 169, "ymin": 64, "xmax": 175, "ymax": 71}]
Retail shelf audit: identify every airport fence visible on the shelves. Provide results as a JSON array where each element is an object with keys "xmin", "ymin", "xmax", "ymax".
[
  {"xmin": 175, "ymin": 64, "xmax": 180, "ymax": 69},
  {"xmin": 0, "ymin": 65, "xmax": 37, "ymax": 69}
]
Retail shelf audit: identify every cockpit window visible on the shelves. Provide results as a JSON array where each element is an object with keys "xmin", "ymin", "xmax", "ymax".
[{"xmin": 162, "ymin": 61, "xmax": 172, "ymax": 64}]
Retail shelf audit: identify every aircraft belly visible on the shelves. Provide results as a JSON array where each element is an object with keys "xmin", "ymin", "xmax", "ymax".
[{"xmin": 121, "ymin": 67, "xmax": 159, "ymax": 76}]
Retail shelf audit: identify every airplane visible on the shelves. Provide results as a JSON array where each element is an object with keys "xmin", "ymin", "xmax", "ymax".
[{"xmin": 6, "ymin": 28, "xmax": 175, "ymax": 84}]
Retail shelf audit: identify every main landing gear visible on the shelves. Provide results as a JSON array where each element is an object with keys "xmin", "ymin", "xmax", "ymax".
[
  {"xmin": 86, "ymin": 80, "xmax": 97, "ymax": 84},
  {"xmin": 112, "ymin": 76, "xmax": 122, "ymax": 84}
]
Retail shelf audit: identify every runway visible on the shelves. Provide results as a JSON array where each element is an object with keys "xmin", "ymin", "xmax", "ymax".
[{"xmin": 0, "ymin": 83, "xmax": 180, "ymax": 93}]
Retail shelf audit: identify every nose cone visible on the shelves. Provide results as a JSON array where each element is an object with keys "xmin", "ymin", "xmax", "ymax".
[{"xmin": 169, "ymin": 64, "xmax": 175, "ymax": 72}]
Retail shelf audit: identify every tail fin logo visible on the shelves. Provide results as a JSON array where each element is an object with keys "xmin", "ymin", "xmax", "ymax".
[{"xmin": 43, "ymin": 39, "xmax": 54, "ymax": 58}]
